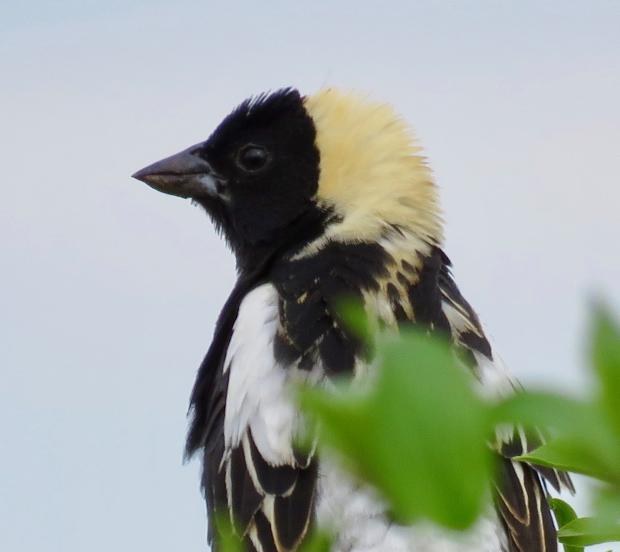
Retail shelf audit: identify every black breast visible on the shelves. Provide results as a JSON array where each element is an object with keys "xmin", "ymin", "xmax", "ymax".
[{"xmin": 270, "ymin": 241, "xmax": 392, "ymax": 375}]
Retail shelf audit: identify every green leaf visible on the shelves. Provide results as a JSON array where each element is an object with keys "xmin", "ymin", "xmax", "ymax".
[
  {"xmin": 212, "ymin": 514, "xmax": 243, "ymax": 552},
  {"xmin": 493, "ymin": 392, "xmax": 591, "ymax": 433},
  {"xmin": 516, "ymin": 439, "xmax": 619, "ymax": 483},
  {"xmin": 299, "ymin": 329, "xmax": 493, "ymax": 530},
  {"xmin": 334, "ymin": 297, "xmax": 372, "ymax": 344},
  {"xmin": 495, "ymin": 392, "xmax": 620, "ymax": 484},
  {"xmin": 592, "ymin": 306, "xmax": 620, "ymax": 439},
  {"xmin": 550, "ymin": 497, "xmax": 579, "ymax": 526},
  {"xmin": 593, "ymin": 486, "xmax": 620, "ymax": 524},
  {"xmin": 549, "ymin": 498, "xmax": 583, "ymax": 552},
  {"xmin": 558, "ymin": 517, "xmax": 620, "ymax": 547}
]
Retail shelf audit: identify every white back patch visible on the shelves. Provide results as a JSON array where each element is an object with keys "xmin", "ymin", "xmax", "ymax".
[{"xmin": 223, "ymin": 283, "xmax": 298, "ymax": 465}]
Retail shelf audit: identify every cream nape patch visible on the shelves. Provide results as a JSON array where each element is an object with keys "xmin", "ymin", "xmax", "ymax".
[{"xmin": 304, "ymin": 89, "xmax": 444, "ymax": 247}]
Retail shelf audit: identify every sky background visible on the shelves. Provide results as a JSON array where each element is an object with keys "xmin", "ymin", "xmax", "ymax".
[{"xmin": 1, "ymin": 1, "xmax": 619, "ymax": 551}]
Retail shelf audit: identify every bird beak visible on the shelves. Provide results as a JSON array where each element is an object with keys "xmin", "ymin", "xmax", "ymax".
[{"xmin": 132, "ymin": 144, "xmax": 227, "ymax": 200}]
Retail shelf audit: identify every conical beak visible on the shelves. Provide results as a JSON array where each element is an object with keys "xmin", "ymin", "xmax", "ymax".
[{"xmin": 132, "ymin": 144, "xmax": 227, "ymax": 199}]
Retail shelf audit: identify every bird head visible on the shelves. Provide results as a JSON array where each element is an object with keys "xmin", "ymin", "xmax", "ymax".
[{"xmin": 133, "ymin": 88, "xmax": 442, "ymax": 272}]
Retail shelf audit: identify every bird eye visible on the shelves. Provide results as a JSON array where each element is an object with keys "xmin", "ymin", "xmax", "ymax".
[{"xmin": 236, "ymin": 144, "xmax": 270, "ymax": 172}]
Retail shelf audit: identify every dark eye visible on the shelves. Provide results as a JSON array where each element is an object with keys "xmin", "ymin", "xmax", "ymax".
[{"xmin": 236, "ymin": 144, "xmax": 270, "ymax": 172}]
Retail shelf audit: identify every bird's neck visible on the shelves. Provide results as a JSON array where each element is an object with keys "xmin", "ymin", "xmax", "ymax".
[{"xmin": 233, "ymin": 205, "xmax": 335, "ymax": 276}]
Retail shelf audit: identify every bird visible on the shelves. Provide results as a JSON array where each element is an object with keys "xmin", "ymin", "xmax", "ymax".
[{"xmin": 133, "ymin": 88, "xmax": 573, "ymax": 552}]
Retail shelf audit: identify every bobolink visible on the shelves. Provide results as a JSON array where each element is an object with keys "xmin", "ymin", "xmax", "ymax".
[{"xmin": 133, "ymin": 88, "xmax": 572, "ymax": 552}]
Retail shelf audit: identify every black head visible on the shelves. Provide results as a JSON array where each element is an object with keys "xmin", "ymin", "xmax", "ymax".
[{"xmin": 133, "ymin": 88, "xmax": 327, "ymax": 272}]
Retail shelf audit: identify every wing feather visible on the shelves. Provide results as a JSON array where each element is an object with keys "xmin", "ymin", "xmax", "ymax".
[
  {"xmin": 246, "ymin": 432, "xmax": 298, "ymax": 496},
  {"xmin": 272, "ymin": 459, "xmax": 318, "ymax": 551},
  {"xmin": 495, "ymin": 459, "xmax": 558, "ymax": 552},
  {"xmin": 229, "ymin": 445, "xmax": 263, "ymax": 535}
]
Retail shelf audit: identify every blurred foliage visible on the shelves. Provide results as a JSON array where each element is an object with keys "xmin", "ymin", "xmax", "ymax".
[
  {"xmin": 299, "ymin": 329, "xmax": 491, "ymax": 529},
  {"xmin": 213, "ymin": 514, "xmax": 243, "ymax": 552},
  {"xmin": 550, "ymin": 498, "xmax": 584, "ymax": 552},
  {"xmin": 297, "ymin": 305, "xmax": 620, "ymax": 550}
]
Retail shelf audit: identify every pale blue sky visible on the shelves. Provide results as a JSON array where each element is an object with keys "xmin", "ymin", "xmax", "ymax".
[{"xmin": 1, "ymin": 2, "xmax": 619, "ymax": 551}]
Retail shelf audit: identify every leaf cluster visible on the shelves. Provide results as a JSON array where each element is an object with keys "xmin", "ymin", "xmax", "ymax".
[{"xmin": 297, "ymin": 305, "xmax": 620, "ymax": 550}]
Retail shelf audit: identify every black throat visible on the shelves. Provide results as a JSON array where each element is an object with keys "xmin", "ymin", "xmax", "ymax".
[{"xmin": 201, "ymin": 200, "xmax": 335, "ymax": 276}]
